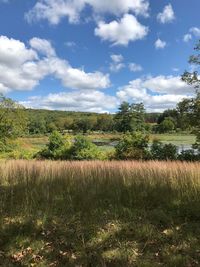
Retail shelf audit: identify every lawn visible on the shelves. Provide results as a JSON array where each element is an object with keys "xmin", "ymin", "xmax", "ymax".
[{"xmin": 0, "ymin": 160, "xmax": 200, "ymax": 266}]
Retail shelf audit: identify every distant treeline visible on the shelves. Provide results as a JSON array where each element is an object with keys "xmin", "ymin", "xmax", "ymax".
[{"xmin": 25, "ymin": 108, "xmax": 161, "ymax": 135}]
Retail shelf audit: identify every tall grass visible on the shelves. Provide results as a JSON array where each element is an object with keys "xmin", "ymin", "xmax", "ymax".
[{"xmin": 0, "ymin": 160, "xmax": 200, "ymax": 266}]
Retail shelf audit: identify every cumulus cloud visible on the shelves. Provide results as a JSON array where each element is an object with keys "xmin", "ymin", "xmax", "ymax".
[
  {"xmin": 183, "ymin": 27, "xmax": 200, "ymax": 42},
  {"xmin": 29, "ymin": 37, "xmax": 56, "ymax": 56},
  {"xmin": 109, "ymin": 54, "xmax": 125, "ymax": 72},
  {"xmin": 25, "ymin": 0, "xmax": 149, "ymax": 25},
  {"xmin": 0, "ymin": 35, "xmax": 110, "ymax": 94},
  {"xmin": 157, "ymin": 4, "xmax": 175, "ymax": 24},
  {"xmin": 21, "ymin": 90, "xmax": 117, "ymax": 113},
  {"xmin": 117, "ymin": 76, "xmax": 194, "ymax": 112},
  {"xmin": 95, "ymin": 14, "xmax": 148, "ymax": 46},
  {"xmin": 129, "ymin": 63, "xmax": 143, "ymax": 72},
  {"xmin": 155, "ymin": 38, "xmax": 166, "ymax": 49}
]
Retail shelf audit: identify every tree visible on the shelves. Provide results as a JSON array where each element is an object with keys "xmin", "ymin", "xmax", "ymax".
[
  {"xmin": 114, "ymin": 102, "xmax": 146, "ymax": 133},
  {"xmin": 158, "ymin": 117, "xmax": 175, "ymax": 133},
  {"xmin": 182, "ymin": 40, "xmax": 200, "ymax": 150},
  {"xmin": 176, "ymin": 98, "xmax": 193, "ymax": 130},
  {"xmin": 0, "ymin": 94, "xmax": 27, "ymax": 141},
  {"xmin": 97, "ymin": 114, "xmax": 114, "ymax": 132}
]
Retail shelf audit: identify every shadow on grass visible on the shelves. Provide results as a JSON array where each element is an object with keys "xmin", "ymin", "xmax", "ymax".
[{"xmin": 0, "ymin": 174, "xmax": 200, "ymax": 266}]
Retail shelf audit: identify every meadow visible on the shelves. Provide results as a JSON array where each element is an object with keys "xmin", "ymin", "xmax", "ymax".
[{"xmin": 0, "ymin": 160, "xmax": 200, "ymax": 266}]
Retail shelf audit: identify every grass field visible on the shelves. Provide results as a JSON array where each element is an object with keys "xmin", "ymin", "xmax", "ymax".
[{"xmin": 0, "ymin": 160, "xmax": 200, "ymax": 266}]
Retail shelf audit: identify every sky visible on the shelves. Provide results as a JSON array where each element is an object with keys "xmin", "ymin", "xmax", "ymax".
[{"xmin": 0, "ymin": 0, "xmax": 199, "ymax": 113}]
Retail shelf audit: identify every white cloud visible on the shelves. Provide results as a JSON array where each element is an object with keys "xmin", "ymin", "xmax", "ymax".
[
  {"xmin": 49, "ymin": 57, "xmax": 110, "ymax": 90},
  {"xmin": 0, "ymin": 35, "xmax": 110, "ymax": 94},
  {"xmin": 95, "ymin": 14, "xmax": 148, "ymax": 46},
  {"xmin": 183, "ymin": 34, "xmax": 192, "ymax": 43},
  {"xmin": 155, "ymin": 38, "xmax": 166, "ymax": 49},
  {"xmin": 183, "ymin": 27, "xmax": 200, "ymax": 42},
  {"xmin": 129, "ymin": 63, "xmax": 143, "ymax": 72},
  {"xmin": 109, "ymin": 54, "xmax": 125, "ymax": 72},
  {"xmin": 117, "ymin": 76, "xmax": 194, "ymax": 112},
  {"xmin": 29, "ymin": 37, "xmax": 56, "ymax": 56},
  {"xmin": 21, "ymin": 90, "xmax": 117, "ymax": 113},
  {"xmin": 26, "ymin": 0, "xmax": 149, "ymax": 25},
  {"xmin": 190, "ymin": 27, "xmax": 200, "ymax": 37},
  {"xmin": 25, "ymin": 0, "xmax": 85, "ymax": 25},
  {"xmin": 157, "ymin": 4, "xmax": 175, "ymax": 24},
  {"xmin": 88, "ymin": 0, "xmax": 149, "ymax": 17}
]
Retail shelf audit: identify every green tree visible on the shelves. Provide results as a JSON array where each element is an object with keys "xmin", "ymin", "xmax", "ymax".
[
  {"xmin": 182, "ymin": 40, "xmax": 200, "ymax": 150},
  {"xmin": 0, "ymin": 94, "xmax": 27, "ymax": 142},
  {"xmin": 176, "ymin": 98, "xmax": 193, "ymax": 130},
  {"xmin": 158, "ymin": 117, "xmax": 175, "ymax": 133},
  {"xmin": 97, "ymin": 114, "xmax": 114, "ymax": 132},
  {"xmin": 114, "ymin": 102, "xmax": 146, "ymax": 133}
]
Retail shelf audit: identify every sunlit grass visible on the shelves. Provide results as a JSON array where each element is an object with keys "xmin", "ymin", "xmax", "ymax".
[{"xmin": 0, "ymin": 160, "xmax": 200, "ymax": 266}]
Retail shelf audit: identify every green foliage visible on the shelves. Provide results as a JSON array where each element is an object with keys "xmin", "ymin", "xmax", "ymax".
[
  {"xmin": 71, "ymin": 135, "xmax": 104, "ymax": 160},
  {"xmin": 38, "ymin": 131, "xmax": 72, "ymax": 160},
  {"xmin": 115, "ymin": 132, "xmax": 150, "ymax": 160},
  {"xmin": 158, "ymin": 117, "xmax": 175, "ymax": 133},
  {"xmin": 72, "ymin": 116, "xmax": 97, "ymax": 133},
  {"xmin": 150, "ymin": 139, "xmax": 177, "ymax": 160},
  {"xmin": 0, "ymin": 94, "xmax": 27, "ymax": 140},
  {"xmin": 178, "ymin": 149, "xmax": 200, "ymax": 161},
  {"xmin": 182, "ymin": 40, "xmax": 200, "ymax": 149},
  {"xmin": 114, "ymin": 102, "xmax": 146, "ymax": 133},
  {"xmin": 38, "ymin": 132, "xmax": 104, "ymax": 160}
]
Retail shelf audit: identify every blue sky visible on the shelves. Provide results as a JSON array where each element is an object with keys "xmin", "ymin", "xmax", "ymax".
[{"xmin": 0, "ymin": 0, "xmax": 199, "ymax": 112}]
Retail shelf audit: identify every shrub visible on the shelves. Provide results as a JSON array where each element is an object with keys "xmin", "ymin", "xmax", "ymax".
[
  {"xmin": 150, "ymin": 140, "xmax": 177, "ymax": 160},
  {"xmin": 37, "ymin": 131, "xmax": 72, "ymax": 160},
  {"xmin": 178, "ymin": 149, "xmax": 200, "ymax": 161},
  {"xmin": 115, "ymin": 132, "xmax": 150, "ymax": 160},
  {"xmin": 71, "ymin": 135, "xmax": 104, "ymax": 160},
  {"xmin": 158, "ymin": 117, "xmax": 175, "ymax": 133},
  {"xmin": 37, "ymin": 133, "xmax": 104, "ymax": 160}
]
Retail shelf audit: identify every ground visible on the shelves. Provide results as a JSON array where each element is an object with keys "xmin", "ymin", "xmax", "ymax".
[{"xmin": 0, "ymin": 160, "xmax": 200, "ymax": 266}]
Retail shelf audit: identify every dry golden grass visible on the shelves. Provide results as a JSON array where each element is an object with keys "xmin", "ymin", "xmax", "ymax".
[{"xmin": 0, "ymin": 160, "xmax": 200, "ymax": 266}]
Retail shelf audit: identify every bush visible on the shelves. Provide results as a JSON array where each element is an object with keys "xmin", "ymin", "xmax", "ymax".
[
  {"xmin": 115, "ymin": 132, "xmax": 150, "ymax": 160},
  {"xmin": 71, "ymin": 135, "xmax": 104, "ymax": 160},
  {"xmin": 37, "ymin": 132, "xmax": 104, "ymax": 160},
  {"xmin": 178, "ymin": 149, "xmax": 200, "ymax": 161},
  {"xmin": 150, "ymin": 140, "xmax": 177, "ymax": 160},
  {"xmin": 158, "ymin": 117, "xmax": 175, "ymax": 133},
  {"xmin": 37, "ymin": 131, "xmax": 72, "ymax": 160}
]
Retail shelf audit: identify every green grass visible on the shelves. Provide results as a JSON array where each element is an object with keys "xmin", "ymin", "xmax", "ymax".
[
  {"xmin": 0, "ymin": 160, "xmax": 200, "ymax": 266},
  {"xmin": 150, "ymin": 134, "xmax": 196, "ymax": 145}
]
